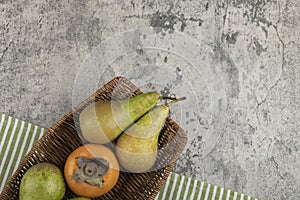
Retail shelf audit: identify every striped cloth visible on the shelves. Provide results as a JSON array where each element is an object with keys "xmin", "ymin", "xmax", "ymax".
[
  {"xmin": 155, "ymin": 173, "xmax": 256, "ymax": 200},
  {"xmin": 0, "ymin": 112, "xmax": 256, "ymax": 200}
]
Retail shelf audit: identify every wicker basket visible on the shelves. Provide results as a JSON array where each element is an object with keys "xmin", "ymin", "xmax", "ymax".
[{"xmin": 0, "ymin": 76, "xmax": 187, "ymax": 200}]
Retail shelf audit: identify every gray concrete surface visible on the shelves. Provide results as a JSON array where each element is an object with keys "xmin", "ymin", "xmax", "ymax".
[{"xmin": 1, "ymin": 0, "xmax": 299, "ymax": 199}]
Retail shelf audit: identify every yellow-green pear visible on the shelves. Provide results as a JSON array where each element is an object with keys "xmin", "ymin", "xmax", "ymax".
[
  {"xmin": 116, "ymin": 97, "xmax": 185, "ymax": 173},
  {"xmin": 19, "ymin": 163, "xmax": 66, "ymax": 200},
  {"xmin": 79, "ymin": 92, "xmax": 161, "ymax": 144}
]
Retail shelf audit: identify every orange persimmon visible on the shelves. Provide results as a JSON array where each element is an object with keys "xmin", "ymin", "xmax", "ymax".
[{"xmin": 64, "ymin": 144, "xmax": 119, "ymax": 198}]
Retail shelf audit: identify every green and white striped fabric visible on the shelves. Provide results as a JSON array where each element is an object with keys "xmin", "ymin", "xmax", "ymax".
[
  {"xmin": 0, "ymin": 113, "xmax": 45, "ymax": 190},
  {"xmin": 0, "ymin": 112, "xmax": 256, "ymax": 200},
  {"xmin": 155, "ymin": 173, "xmax": 256, "ymax": 200}
]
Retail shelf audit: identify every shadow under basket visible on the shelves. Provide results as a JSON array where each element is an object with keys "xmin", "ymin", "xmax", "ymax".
[{"xmin": 1, "ymin": 76, "xmax": 187, "ymax": 200}]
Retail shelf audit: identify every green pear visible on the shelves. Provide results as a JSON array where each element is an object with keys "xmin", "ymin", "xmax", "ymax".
[
  {"xmin": 116, "ymin": 97, "xmax": 185, "ymax": 173},
  {"xmin": 79, "ymin": 92, "xmax": 161, "ymax": 144},
  {"xmin": 19, "ymin": 163, "xmax": 66, "ymax": 200}
]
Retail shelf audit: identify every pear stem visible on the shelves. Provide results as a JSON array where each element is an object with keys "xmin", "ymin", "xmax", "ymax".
[
  {"xmin": 160, "ymin": 96, "xmax": 178, "ymax": 101},
  {"xmin": 165, "ymin": 97, "xmax": 186, "ymax": 107}
]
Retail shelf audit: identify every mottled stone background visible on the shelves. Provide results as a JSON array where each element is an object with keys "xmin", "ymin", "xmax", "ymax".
[{"xmin": 0, "ymin": 0, "xmax": 299, "ymax": 199}]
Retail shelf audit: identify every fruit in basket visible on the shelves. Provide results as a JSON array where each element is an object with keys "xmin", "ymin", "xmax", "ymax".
[
  {"xmin": 116, "ymin": 97, "xmax": 186, "ymax": 172},
  {"xmin": 68, "ymin": 198, "xmax": 90, "ymax": 200},
  {"xmin": 79, "ymin": 92, "xmax": 161, "ymax": 144},
  {"xmin": 64, "ymin": 144, "xmax": 119, "ymax": 198},
  {"xmin": 19, "ymin": 163, "xmax": 66, "ymax": 200}
]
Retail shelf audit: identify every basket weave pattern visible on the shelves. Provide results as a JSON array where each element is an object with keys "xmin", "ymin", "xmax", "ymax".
[{"xmin": 0, "ymin": 77, "xmax": 187, "ymax": 200}]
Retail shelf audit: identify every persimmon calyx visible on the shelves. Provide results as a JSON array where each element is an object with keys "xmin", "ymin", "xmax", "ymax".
[{"xmin": 71, "ymin": 156, "xmax": 109, "ymax": 187}]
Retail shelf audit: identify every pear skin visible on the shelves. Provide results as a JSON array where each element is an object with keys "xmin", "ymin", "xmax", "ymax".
[
  {"xmin": 79, "ymin": 92, "xmax": 160, "ymax": 144},
  {"xmin": 19, "ymin": 163, "xmax": 66, "ymax": 200},
  {"xmin": 116, "ymin": 105, "xmax": 169, "ymax": 173}
]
